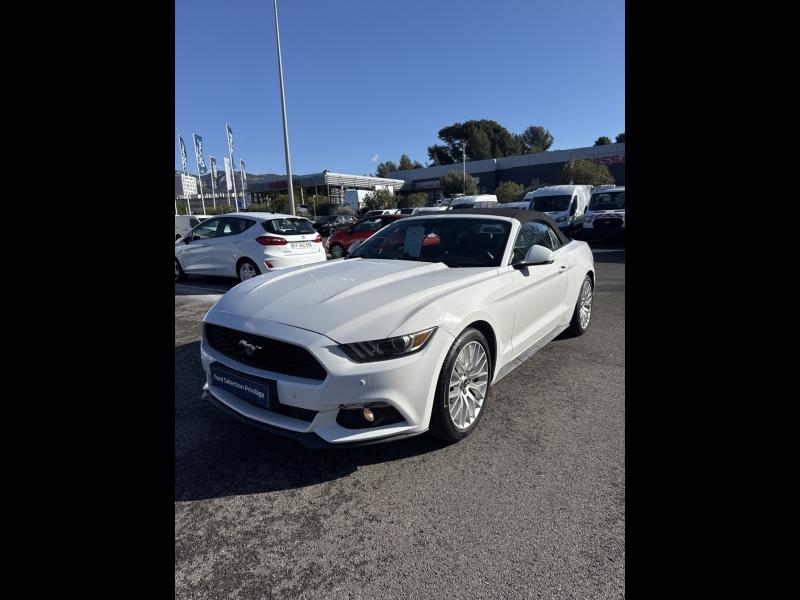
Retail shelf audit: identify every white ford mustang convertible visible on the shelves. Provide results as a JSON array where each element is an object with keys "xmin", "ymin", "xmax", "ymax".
[{"xmin": 200, "ymin": 209, "xmax": 595, "ymax": 447}]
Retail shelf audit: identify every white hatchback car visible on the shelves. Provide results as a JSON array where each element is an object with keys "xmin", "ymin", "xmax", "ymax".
[{"xmin": 175, "ymin": 212, "xmax": 326, "ymax": 282}]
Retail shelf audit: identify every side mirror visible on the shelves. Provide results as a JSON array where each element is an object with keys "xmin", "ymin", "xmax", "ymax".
[
  {"xmin": 348, "ymin": 240, "xmax": 364, "ymax": 254},
  {"xmin": 183, "ymin": 236, "xmax": 192, "ymax": 244},
  {"xmin": 513, "ymin": 244, "xmax": 555, "ymax": 269}
]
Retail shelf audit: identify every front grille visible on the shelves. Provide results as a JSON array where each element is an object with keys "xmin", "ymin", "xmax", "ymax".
[
  {"xmin": 205, "ymin": 323, "xmax": 327, "ymax": 381},
  {"xmin": 594, "ymin": 218, "xmax": 623, "ymax": 229}
]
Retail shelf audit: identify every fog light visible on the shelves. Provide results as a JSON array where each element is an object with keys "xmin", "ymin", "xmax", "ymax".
[{"xmin": 362, "ymin": 407, "xmax": 375, "ymax": 423}]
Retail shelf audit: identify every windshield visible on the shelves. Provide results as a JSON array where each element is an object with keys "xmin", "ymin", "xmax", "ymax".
[
  {"xmin": 532, "ymin": 195, "xmax": 572, "ymax": 212},
  {"xmin": 349, "ymin": 218, "xmax": 511, "ymax": 268},
  {"xmin": 317, "ymin": 216, "xmax": 337, "ymax": 224},
  {"xmin": 589, "ymin": 191, "xmax": 625, "ymax": 210},
  {"xmin": 263, "ymin": 218, "xmax": 316, "ymax": 235}
]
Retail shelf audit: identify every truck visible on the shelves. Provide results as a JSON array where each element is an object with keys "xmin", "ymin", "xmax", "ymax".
[{"xmin": 519, "ymin": 185, "xmax": 592, "ymax": 235}]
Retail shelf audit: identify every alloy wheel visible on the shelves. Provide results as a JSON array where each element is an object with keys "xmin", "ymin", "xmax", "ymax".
[{"xmin": 447, "ymin": 341, "xmax": 489, "ymax": 430}]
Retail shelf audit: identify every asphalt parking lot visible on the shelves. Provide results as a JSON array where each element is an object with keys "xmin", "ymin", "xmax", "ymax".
[{"xmin": 175, "ymin": 240, "xmax": 625, "ymax": 599}]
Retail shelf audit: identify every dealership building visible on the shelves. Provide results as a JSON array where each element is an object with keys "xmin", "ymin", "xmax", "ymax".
[
  {"xmin": 387, "ymin": 142, "xmax": 625, "ymax": 200},
  {"xmin": 247, "ymin": 170, "xmax": 405, "ymax": 206}
]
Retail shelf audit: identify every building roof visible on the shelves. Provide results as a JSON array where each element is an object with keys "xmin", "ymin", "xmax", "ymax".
[
  {"xmin": 248, "ymin": 171, "xmax": 405, "ymax": 193},
  {"xmin": 386, "ymin": 143, "xmax": 626, "ymax": 188}
]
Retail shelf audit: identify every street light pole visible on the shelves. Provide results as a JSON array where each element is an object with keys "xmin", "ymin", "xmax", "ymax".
[
  {"xmin": 273, "ymin": 0, "xmax": 295, "ymax": 216},
  {"xmin": 462, "ymin": 142, "xmax": 468, "ymax": 195}
]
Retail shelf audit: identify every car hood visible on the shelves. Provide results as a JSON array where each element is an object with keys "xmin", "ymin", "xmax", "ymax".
[{"xmin": 207, "ymin": 258, "xmax": 496, "ymax": 343}]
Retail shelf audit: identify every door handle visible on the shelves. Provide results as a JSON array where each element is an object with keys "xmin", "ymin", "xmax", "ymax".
[{"xmin": 559, "ymin": 264, "xmax": 567, "ymax": 270}]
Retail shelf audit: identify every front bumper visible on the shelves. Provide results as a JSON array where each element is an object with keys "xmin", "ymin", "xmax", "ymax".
[{"xmin": 200, "ymin": 319, "xmax": 454, "ymax": 446}]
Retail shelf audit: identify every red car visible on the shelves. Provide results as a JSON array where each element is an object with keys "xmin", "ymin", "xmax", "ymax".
[{"xmin": 327, "ymin": 214, "xmax": 406, "ymax": 258}]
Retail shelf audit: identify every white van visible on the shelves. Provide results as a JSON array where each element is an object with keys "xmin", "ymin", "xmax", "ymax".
[
  {"xmin": 175, "ymin": 214, "xmax": 211, "ymax": 241},
  {"xmin": 448, "ymin": 194, "xmax": 499, "ymax": 210},
  {"xmin": 520, "ymin": 185, "xmax": 592, "ymax": 235},
  {"xmin": 584, "ymin": 185, "xmax": 625, "ymax": 237}
]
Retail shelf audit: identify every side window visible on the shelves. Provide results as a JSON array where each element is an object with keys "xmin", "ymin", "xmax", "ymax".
[
  {"xmin": 353, "ymin": 218, "xmax": 382, "ymax": 233},
  {"xmin": 219, "ymin": 217, "xmax": 255, "ymax": 237},
  {"xmin": 546, "ymin": 226, "xmax": 563, "ymax": 250},
  {"xmin": 512, "ymin": 221, "xmax": 554, "ymax": 262},
  {"xmin": 191, "ymin": 218, "xmax": 220, "ymax": 240}
]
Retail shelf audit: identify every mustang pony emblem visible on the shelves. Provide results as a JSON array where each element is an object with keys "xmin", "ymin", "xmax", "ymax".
[{"xmin": 238, "ymin": 339, "xmax": 262, "ymax": 356}]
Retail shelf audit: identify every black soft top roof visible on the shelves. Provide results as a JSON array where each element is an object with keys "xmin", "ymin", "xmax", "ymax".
[{"xmin": 444, "ymin": 208, "xmax": 572, "ymax": 245}]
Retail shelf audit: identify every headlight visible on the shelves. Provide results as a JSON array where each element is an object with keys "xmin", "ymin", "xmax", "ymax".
[
  {"xmin": 556, "ymin": 215, "xmax": 567, "ymax": 223},
  {"xmin": 340, "ymin": 327, "xmax": 437, "ymax": 362}
]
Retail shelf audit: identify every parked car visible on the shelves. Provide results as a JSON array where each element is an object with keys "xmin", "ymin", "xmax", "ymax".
[
  {"xmin": 200, "ymin": 208, "xmax": 595, "ymax": 447},
  {"xmin": 583, "ymin": 186, "xmax": 625, "ymax": 239},
  {"xmin": 175, "ymin": 214, "xmax": 211, "ymax": 241},
  {"xmin": 360, "ymin": 209, "xmax": 400, "ymax": 219},
  {"xmin": 326, "ymin": 213, "xmax": 405, "ymax": 258},
  {"xmin": 175, "ymin": 212, "xmax": 326, "ymax": 283},
  {"xmin": 312, "ymin": 214, "xmax": 357, "ymax": 237},
  {"xmin": 448, "ymin": 195, "xmax": 499, "ymax": 210},
  {"xmin": 519, "ymin": 185, "xmax": 592, "ymax": 236}
]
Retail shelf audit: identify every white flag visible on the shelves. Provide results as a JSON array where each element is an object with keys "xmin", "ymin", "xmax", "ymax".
[
  {"xmin": 193, "ymin": 133, "xmax": 208, "ymax": 174},
  {"xmin": 240, "ymin": 159, "xmax": 247, "ymax": 191},
  {"xmin": 224, "ymin": 157, "xmax": 233, "ymax": 191},
  {"xmin": 226, "ymin": 124, "xmax": 234, "ymax": 155},
  {"xmin": 178, "ymin": 136, "xmax": 187, "ymax": 171}
]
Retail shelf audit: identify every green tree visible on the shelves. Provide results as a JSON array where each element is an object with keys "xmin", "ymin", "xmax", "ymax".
[
  {"xmin": 520, "ymin": 125, "xmax": 554, "ymax": 153},
  {"xmin": 494, "ymin": 181, "xmax": 525, "ymax": 203},
  {"xmin": 398, "ymin": 154, "xmax": 413, "ymax": 170},
  {"xmin": 362, "ymin": 188, "xmax": 397, "ymax": 211},
  {"xmin": 375, "ymin": 160, "xmax": 398, "ymax": 178},
  {"xmin": 615, "ymin": 132, "xmax": 625, "ymax": 143},
  {"xmin": 594, "ymin": 136, "xmax": 612, "ymax": 146},
  {"xmin": 427, "ymin": 144, "xmax": 453, "ymax": 165},
  {"xmin": 559, "ymin": 160, "xmax": 615, "ymax": 186},
  {"xmin": 269, "ymin": 193, "xmax": 289, "ymax": 214},
  {"xmin": 307, "ymin": 195, "xmax": 330, "ymax": 216},
  {"xmin": 440, "ymin": 171, "xmax": 478, "ymax": 197},
  {"xmin": 399, "ymin": 192, "xmax": 429, "ymax": 208},
  {"xmin": 429, "ymin": 119, "xmax": 523, "ymax": 163}
]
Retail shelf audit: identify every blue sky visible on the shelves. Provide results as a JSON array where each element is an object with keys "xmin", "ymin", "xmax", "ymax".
[{"xmin": 176, "ymin": 0, "xmax": 624, "ymax": 176}]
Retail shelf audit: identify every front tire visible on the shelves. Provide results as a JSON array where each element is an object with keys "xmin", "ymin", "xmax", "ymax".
[
  {"xmin": 237, "ymin": 258, "xmax": 261, "ymax": 282},
  {"xmin": 175, "ymin": 258, "xmax": 187, "ymax": 282},
  {"xmin": 566, "ymin": 275, "xmax": 593, "ymax": 336},
  {"xmin": 329, "ymin": 243, "xmax": 346, "ymax": 258},
  {"xmin": 429, "ymin": 328, "xmax": 492, "ymax": 442}
]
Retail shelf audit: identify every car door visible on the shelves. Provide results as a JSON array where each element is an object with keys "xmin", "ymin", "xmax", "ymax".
[
  {"xmin": 179, "ymin": 217, "xmax": 223, "ymax": 273},
  {"xmin": 349, "ymin": 217, "xmax": 384, "ymax": 247},
  {"xmin": 502, "ymin": 220, "xmax": 569, "ymax": 351},
  {"xmin": 213, "ymin": 216, "xmax": 258, "ymax": 275}
]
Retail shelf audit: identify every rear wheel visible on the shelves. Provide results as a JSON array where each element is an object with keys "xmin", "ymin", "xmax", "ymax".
[
  {"xmin": 566, "ymin": 275, "xmax": 593, "ymax": 336},
  {"xmin": 429, "ymin": 328, "xmax": 492, "ymax": 442},
  {"xmin": 329, "ymin": 243, "xmax": 346, "ymax": 258},
  {"xmin": 237, "ymin": 259, "xmax": 261, "ymax": 282}
]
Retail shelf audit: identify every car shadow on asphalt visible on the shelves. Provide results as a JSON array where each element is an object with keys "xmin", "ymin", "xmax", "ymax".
[
  {"xmin": 591, "ymin": 249, "xmax": 625, "ymax": 264},
  {"xmin": 175, "ymin": 341, "xmax": 449, "ymax": 502}
]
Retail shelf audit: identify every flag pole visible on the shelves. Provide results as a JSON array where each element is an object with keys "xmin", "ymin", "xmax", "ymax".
[{"xmin": 226, "ymin": 124, "xmax": 239, "ymax": 211}]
